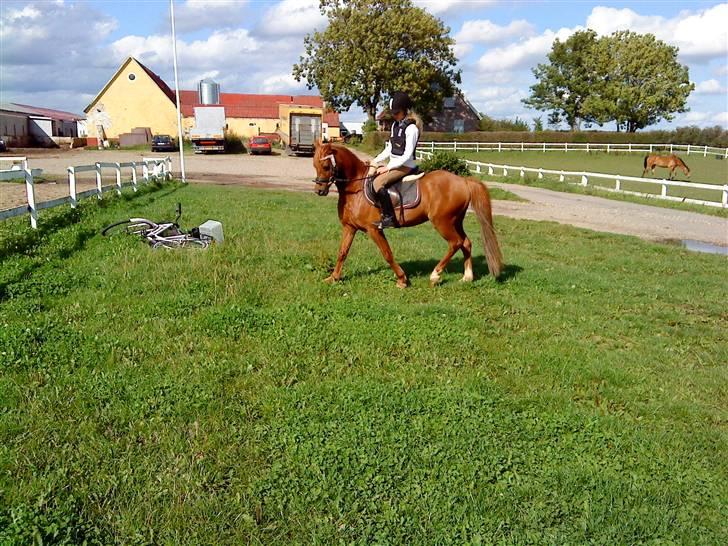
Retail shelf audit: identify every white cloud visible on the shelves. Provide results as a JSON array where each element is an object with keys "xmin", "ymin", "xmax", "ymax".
[
  {"xmin": 453, "ymin": 43, "xmax": 473, "ymax": 59},
  {"xmin": 260, "ymin": 73, "xmax": 307, "ymax": 94},
  {"xmin": 172, "ymin": 0, "xmax": 247, "ymax": 33},
  {"xmin": 255, "ymin": 0, "xmax": 326, "ymax": 37},
  {"xmin": 476, "ymin": 27, "xmax": 579, "ymax": 72},
  {"xmin": 713, "ymin": 64, "xmax": 728, "ymax": 77},
  {"xmin": 586, "ymin": 4, "xmax": 728, "ymax": 61},
  {"xmin": 455, "ymin": 19, "xmax": 535, "ymax": 44},
  {"xmin": 693, "ymin": 79, "xmax": 726, "ymax": 95},
  {"xmin": 4, "ymin": 5, "xmax": 41, "ymax": 21},
  {"xmin": 414, "ymin": 0, "xmax": 496, "ymax": 15}
]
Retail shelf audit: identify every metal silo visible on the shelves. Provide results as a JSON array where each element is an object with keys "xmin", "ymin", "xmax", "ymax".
[{"xmin": 198, "ymin": 79, "xmax": 220, "ymax": 105}]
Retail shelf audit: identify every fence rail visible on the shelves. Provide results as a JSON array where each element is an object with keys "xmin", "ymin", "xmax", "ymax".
[
  {"xmin": 1, "ymin": 156, "xmax": 173, "ymax": 228},
  {"xmin": 416, "ymin": 150, "xmax": 728, "ymax": 209},
  {"xmin": 419, "ymin": 141, "xmax": 728, "ymax": 158}
]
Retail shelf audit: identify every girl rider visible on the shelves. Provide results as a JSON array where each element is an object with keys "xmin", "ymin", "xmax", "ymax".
[{"xmin": 368, "ymin": 91, "xmax": 421, "ymax": 229}]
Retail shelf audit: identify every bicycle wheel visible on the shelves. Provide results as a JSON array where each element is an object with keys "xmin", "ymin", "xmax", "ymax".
[{"xmin": 102, "ymin": 219, "xmax": 156, "ymax": 237}]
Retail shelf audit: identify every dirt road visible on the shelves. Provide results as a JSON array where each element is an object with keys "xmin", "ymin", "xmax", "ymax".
[{"xmin": 2, "ymin": 149, "xmax": 726, "ymax": 247}]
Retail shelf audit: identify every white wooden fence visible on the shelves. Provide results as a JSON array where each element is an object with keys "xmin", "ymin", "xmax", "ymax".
[
  {"xmin": 419, "ymin": 141, "xmax": 728, "ymax": 158},
  {"xmin": 1, "ymin": 156, "xmax": 173, "ymax": 228},
  {"xmin": 416, "ymin": 150, "xmax": 728, "ymax": 209}
]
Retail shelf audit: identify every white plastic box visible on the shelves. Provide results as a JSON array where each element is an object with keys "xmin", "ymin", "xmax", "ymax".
[{"xmin": 198, "ymin": 220, "xmax": 224, "ymax": 243}]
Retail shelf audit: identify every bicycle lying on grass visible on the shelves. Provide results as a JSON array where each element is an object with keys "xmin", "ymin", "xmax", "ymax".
[{"xmin": 102, "ymin": 203, "xmax": 213, "ymax": 249}]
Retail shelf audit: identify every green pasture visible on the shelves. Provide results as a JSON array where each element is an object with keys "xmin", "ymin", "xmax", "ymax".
[
  {"xmin": 1, "ymin": 183, "xmax": 726, "ymax": 544},
  {"xmin": 451, "ymin": 150, "xmax": 728, "ymax": 185}
]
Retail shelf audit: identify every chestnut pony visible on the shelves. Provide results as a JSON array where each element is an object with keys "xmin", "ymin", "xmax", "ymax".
[
  {"xmin": 643, "ymin": 154, "xmax": 691, "ymax": 180},
  {"xmin": 312, "ymin": 143, "xmax": 503, "ymax": 288}
]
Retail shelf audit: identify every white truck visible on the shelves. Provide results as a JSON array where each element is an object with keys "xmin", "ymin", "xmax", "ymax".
[{"xmin": 190, "ymin": 107, "xmax": 226, "ymax": 153}]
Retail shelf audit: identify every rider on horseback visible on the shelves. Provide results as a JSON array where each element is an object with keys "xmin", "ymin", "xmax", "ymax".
[{"xmin": 368, "ymin": 91, "xmax": 420, "ymax": 229}]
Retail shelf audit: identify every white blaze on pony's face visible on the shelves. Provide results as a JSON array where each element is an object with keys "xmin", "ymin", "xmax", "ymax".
[{"xmin": 313, "ymin": 144, "xmax": 336, "ymax": 196}]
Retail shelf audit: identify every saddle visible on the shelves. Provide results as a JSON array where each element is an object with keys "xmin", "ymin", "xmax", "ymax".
[{"xmin": 364, "ymin": 168, "xmax": 425, "ymax": 215}]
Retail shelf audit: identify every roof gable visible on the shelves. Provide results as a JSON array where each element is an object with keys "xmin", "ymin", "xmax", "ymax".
[{"xmin": 84, "ymin": 57, "xmax": 176, "ymax": 113}]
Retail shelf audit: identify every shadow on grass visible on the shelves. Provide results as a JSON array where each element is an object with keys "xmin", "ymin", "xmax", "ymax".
[{"xmin": 349, "ymin": 255, "xmax": 523, "ymax": 283}]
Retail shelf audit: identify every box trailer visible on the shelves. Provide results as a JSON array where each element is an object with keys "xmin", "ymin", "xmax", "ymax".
[
  {"xmin": 190, "ymin": 106, "xmax": 226, "ymax": 153},
  {"xmin": 278, "ymin": 105, "xmax": 322, "ymax": 155}
]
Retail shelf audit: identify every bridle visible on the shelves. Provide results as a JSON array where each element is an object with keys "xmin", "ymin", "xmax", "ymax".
[{"xmin": 313, "ymin": 151, "xmax": 372, "ymax": 196}]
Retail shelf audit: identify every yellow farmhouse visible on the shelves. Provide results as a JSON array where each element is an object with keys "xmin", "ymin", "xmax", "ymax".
[{"xmin": 84, "ymin": 57, "xmax": 339, "ymax": 146}]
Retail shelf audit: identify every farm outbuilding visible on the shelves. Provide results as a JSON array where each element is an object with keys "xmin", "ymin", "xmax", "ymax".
[
  {"xmin": 85, "ymin": 57, "xmax": 340, "ymax": 146},
  {"xmin": 1, "ymin": 102, "xmax": 85, "ymax": 147}
]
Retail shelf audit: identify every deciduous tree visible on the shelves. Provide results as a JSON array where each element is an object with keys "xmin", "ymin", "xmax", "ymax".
[{"xmin": 293, "ymin": 0, "xmax": 461, "ymax": 122}]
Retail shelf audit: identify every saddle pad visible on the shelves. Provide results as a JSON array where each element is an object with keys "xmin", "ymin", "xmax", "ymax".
[{"xmin": 364, "ymin": 176, "xmax": 422, "ymax": 210}]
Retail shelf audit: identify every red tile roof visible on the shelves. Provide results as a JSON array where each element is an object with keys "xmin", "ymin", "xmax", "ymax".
[
  {"xmin": 178, "ymin": 91, "xmax": 339, "ymax": 125},
  {"xmin": 6, "ymin": 102, "xmax": 83, "ymax": 121}
]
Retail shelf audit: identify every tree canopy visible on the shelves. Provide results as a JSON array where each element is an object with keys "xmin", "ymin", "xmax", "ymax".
[
  {"xmin": 523, "ymin": 30, "xmax": 694, "ymax": 132},
  {"xmin": 292, "ymin": 0, "xmax": 461, "ymax": 121}
]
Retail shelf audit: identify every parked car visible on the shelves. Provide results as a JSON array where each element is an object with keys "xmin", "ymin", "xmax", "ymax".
[
  {"xmin": 151, "ymin": 135, "xmax": 176, "ymax": 152},
  {"xmin": 248, "ymin": 136, "xmax": 272, "ymax": 155},
  {"xmin": 0, "ymin": 139, "xmax": 6, "ymax": 152}
]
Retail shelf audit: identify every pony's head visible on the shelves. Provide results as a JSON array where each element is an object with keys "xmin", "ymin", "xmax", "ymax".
[{"xmin": 312, "ymin": 141, "xmax": 338, "ymax": 196}]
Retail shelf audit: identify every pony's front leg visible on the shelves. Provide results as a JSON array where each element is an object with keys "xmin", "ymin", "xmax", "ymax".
[
  {"xmin": 325, "ymin": 225, "xmax": 356, "ymax": 283},
  {"xmin": 367, "ymin": 228, "xmax": 409, "ymax": 288}
]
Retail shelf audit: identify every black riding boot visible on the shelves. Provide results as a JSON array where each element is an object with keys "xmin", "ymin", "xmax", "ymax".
[{"xmin": 375, "ymin": 187, "xmax": 398, "ymax": 229}]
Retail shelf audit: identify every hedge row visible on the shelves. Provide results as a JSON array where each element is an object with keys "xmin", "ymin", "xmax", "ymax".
[{"xmin": 411, "ymin": 126, "xmax": 728, "ymax": 148}]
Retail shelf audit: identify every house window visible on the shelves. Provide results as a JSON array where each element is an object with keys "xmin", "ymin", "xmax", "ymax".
[
  {"xmin": 444, "ymin": 97, "xmax": 456, "ymax": 109},
  {"xmin": 453, "ymin": 119, "xmax": 465, "ymax": 133}
]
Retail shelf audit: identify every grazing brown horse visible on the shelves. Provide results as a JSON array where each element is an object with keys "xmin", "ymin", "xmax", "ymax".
[
  {"xmin": 643, "ymin": 154, "xmax": 691, "ymax": 180},
  {"xmin": 312, "ymin": 143, "xmax": 503, "ymax": 288}
]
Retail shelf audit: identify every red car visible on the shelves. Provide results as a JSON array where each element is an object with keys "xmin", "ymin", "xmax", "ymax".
[{"xmin": 248, "ymin": 136, "xmax": 272, "ymax": 155}]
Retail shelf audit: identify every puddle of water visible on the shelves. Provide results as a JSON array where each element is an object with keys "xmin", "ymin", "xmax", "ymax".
[{"xmin": 681, "ymin": 239, "xmax": 728, "ymax": 255}]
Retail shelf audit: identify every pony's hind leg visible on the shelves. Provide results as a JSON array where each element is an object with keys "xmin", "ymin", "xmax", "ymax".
[
  {"xmin": 429, "ymin": 218, "xmax": 465, "ymax": 286},
  {"xmin": 456, "ymin": 220, "xmax": 474, "ymax": 282}
]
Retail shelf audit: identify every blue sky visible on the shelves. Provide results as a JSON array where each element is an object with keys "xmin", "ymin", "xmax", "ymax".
[{"xmin": 2, "ymin": 0, "xmax": 726, "ymax": 129}]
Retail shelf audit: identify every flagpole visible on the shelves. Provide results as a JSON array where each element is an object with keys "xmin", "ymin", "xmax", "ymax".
[{"xmin": 170, "ymin": 0, "xmax": 186, "ymax": 182}]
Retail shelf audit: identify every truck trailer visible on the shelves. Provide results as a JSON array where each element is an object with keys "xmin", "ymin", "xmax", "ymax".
[
  {"xmin": 278, "ymin": 105, "xmax": 322, "ymax": 155},
  {"xmin": 190, "ymin": 106, "xmax": 226, "ymax": 153}
]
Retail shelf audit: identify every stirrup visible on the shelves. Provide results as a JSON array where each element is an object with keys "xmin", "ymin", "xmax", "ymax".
[{"xmin": 374, "ymin": 215, "xmax": 397, "ymax": 230}]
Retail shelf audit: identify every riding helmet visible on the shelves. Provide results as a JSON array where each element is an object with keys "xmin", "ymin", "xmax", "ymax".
[{"xmin": 389, "ymin": 91, "xmax": 412, "ymax": 113}]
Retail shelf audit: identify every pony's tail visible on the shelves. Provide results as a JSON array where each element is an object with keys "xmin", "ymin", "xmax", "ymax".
[
  {"xmin": 643, "ymin": 155, "xmax": 648, "ymax": 169},
  {"xmin": 466, "ymin": 178, "xmax": 503, "ymax": 278}
]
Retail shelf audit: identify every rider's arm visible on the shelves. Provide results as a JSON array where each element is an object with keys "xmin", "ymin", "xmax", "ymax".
[
  {"xmin": 386, "ymin": 124, "xmax": 418, "ymax": 170},
  {"xmin": 372, "ymin": 141, "xmax": 391, "ymax": 165}
]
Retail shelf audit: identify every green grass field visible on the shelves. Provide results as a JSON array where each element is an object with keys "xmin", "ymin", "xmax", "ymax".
[{"xmin": 1, "ymin": 183, "xmax": 726, "ymax": 544}]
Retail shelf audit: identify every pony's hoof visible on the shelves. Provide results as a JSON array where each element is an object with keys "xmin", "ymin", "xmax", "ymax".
[
  {"xmin": 396, "ymin": 278, "xmax": 409, "ymax": 289},
  {"xmin": 324, "ymin": 275, "xmax": 338, "ymax": 284},
  {"xmin": 461, "ymin": 273, "xmax": 474, "ymax": 283},
  {"xmin": 429, "ymin": 271, "xmax": 442, "ymax": 287}
]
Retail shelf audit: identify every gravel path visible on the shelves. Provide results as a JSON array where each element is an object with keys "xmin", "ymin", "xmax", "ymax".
[{"xmin": 2, "ymin": 148, "xmax": 726, "ymax": 248}]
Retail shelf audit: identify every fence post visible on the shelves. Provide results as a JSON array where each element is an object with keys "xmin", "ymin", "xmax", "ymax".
[
  {"xmin": 498, "ymin": 142, "xmax": 502, "ymax": 153},
  {"xmin": 565, "ymin": 142, "xmax": 568, "ymax": 153},
  {"xmin": 628, "ymin": 143, "xmax": 632, "ymax": 153},
  {"xmin": 476, "ymin": 142, "xmax": 480, "ymax": 153},
  {"xmin": 615, "ymin": 178, "xmax": 620, "ymax": 191},
  {"xmin": 607, "ymin": 143, "xmax": 610, "ymax": 154},
  {"xmin": 488, "ymin": 165, "xmax": 494, "ymax": 175},
  {"xmin": 687, "ymin": 145, "xmax": 690, "ymax": 155},
  {"xmin": 476, "ymin": 163, "xmax": 481, "ymax": 174},
  {"xmin": 503, "ymin": 167, "xmax": 508, "ymax": 176},
  {"xmin": 453, "ymin": 140, "xmax": 457, "ymax": 152},
  {"xmin": 521, "ymin": 142, "xmax": 524, "ymax": 152},
  {"xmin": 115, "ymin": 162, "xmax": 122, "ymax": 195},
  {"xmin": 430, "ymin": 141, "xmax": 434, "ymax": 152},
  {"xmin": 661, "ymin": 182, "xmax": 667, "ymax": 198},
  {"xmin": 559, "ymin": 171, "xmax": 564, "ymax": 182},
  {"xmin": 25, "ymin": 168, "xmax": 38, "ymax": 229},
  {"xmin": 95, "ymin": 162, "xmax": 103, "ymax": 199},
  {"xmin": 143, "ymin": 161, "xmax": 149, "ymax": 183},
  {"xmin": 543, "ymin": 142, "xmax": 546, "ymax": 153},
  {"xmin": 704, "ymin": 145, "xmax": 708, "ymax": 157},
  {"xmin": 538, "ymin": 168, "xmax": 543, "ymax": 179},
  {"xmin": 586, "ymin": 142, "xmax": 590, "ymax": 153},
  {"xmin": 723, "ymin": 185, "xmax": 728, "ymax": 208},
  {"xmin": 68, "ymin": 167, "xmax": 77, "ymax": 208},
  {"xmin": 581, "ymin": 174, "xmax": 588, "ymax": 186},
  {"xmin": 131, "ymin": 162, "xmax": 138, "ymax": 191},
  {"xmin": 649, "ymin": 144, "xmax": 653, "ymax": 153},
  {"xmin": 670, "ymin": 143, "xmax": 673, "ymax": 154},
  {"xmin": 520, "ymin": 167, "xmax": 525, "ymax": 178}
]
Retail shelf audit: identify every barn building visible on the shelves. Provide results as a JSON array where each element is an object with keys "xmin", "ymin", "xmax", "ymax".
[
  {"xmin": 84, "ymin": 57, "xmax": 340, "ymax": 146},
  {"xmin": 1, "ymin": 102, "xmax": 85, "ymax": 147}
]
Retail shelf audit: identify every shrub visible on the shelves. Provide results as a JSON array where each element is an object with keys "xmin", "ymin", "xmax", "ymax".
[
  {"xmin": 419, "ymin": 151, "xmax": 470, "ymax": 176},
  {"xmin": 225, "ymin": 132, "xmax": 245, "ymax": 153}
]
